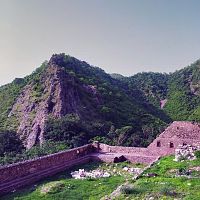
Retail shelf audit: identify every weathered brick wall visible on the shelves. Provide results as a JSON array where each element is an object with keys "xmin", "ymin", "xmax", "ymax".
[
  {"xmin": 92, "ymin": 153, "xmax": 158, "ymax": 164},
  {"xmin": 1, "ymin": 119, "xmax": 200, "ymax": 194},
  {"xmin": 147, "ymin": 121, "xmax": 200, "ymax": 156},
  {"xmin": 148, "ymin": 138, "xmax": 200, "ymax": 156},
  {"xmin": 99, "ymin": 143, "xmax": 154, "ymax": 156},
  {"xmin": 0, "ymin": 144, "xmax": 94, "ymax": 184}
]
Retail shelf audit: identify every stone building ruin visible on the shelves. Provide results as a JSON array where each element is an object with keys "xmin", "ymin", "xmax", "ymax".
[
  {"xmin": 1, "ymin": 121, "xmax": 200, "ymax": 195},
  {"xmin": 148, "ymin": 121, "xmax": 200, "ymax": 156}
]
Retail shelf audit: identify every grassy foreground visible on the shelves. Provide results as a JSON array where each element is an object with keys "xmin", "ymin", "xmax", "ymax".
[
  {"xmin": 2, "ymin": 161, "xmax": 143, "ymax": 200},
  {"xmin": 117, "ymin": 156, "xmax": 200, "ymax": 200},
  {"xmin": 2, "ymin": 156, "xmax": 200, "ymax": 200}
]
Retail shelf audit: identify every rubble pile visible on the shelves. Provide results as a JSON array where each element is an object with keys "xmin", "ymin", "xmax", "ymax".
[
  {"xmin": 174, "ymin": 144, "xmax": 200, "ymax": 161},
  {"xmin": 71, "ymin": 169, "xmax": 110, "ymax": 179},
  {"xmin": 122, "ymin": 167, "xmax": 143, "ymax": 175},
  {"xmin": 70, "ymin": 166, "xmax": 143, "ymax": 180}
]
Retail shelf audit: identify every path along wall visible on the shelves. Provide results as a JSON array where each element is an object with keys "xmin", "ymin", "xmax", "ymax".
[
  {"xmin": 0, "ymin": 144, "xmax": 94, "ymax": 184},
  {"xmin": 98, "ymin": 143, "xmax": 155, "ymax": 156}
]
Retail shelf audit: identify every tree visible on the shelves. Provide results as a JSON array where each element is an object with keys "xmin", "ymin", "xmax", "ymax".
[{"xmin": 0, "ymin": 131, "xmax": 24, "ymax": 156}]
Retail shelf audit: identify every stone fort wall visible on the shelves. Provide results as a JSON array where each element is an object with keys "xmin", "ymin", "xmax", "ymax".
[
  {"xmin": 0, "ymin": 139, "xmax": 195, "ymax": 186},
  {"xmin": 0, "ymin": 142, "xmax": 158, "ymax": 192},
  {"xmin": 0, "ymin": 144, "xmax": 94, "ymax": 184},
  {"xmin": 1, "ymin": 121, "xmax": 200, "ymax": 195},
  {"xmin": 98, "ymin": 143, "xmax": 154, "ymax": 156}
]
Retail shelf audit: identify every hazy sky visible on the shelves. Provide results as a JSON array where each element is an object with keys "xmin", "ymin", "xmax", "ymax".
[{"xmin": 1, "ymin": 0, "xmax": 200, "ymax": 86}]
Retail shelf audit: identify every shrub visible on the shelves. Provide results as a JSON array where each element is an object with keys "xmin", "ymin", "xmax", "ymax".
[
  {"xmin": 40, "ymin": 181, "xmax": 65, "ymax": 194},
  {"xmin": 120, "ymin": 185, "xmax": 143, "ymax": 195},
  {"xmin": 160, "ymin": 185, "xmax": 178, "ymax": 197},
  {"xmin": 194, "ymin": 150, "xmax": 200, "ymax": 159},
  {"xmin": 0, "ymin": 130, "xmax": 24, "ymax": 156}
]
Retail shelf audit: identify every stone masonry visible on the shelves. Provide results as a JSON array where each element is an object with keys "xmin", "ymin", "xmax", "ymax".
[{"xmin": 1, "ymin": 121, "xmax": 200, "ymax": 195}]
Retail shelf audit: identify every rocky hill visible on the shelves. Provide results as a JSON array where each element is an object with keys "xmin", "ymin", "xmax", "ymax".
[
  {"xmin": 0, "ymin": 54, "xmax": 200, "ymax": 152},
  {"xmin": 0, "ymin": 54, "xmax": 170, "ymax": 150}
]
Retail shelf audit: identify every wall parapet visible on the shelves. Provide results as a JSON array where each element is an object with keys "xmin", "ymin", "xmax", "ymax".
[
  {"xmin": 0, "ymin": 144, "xmax": 94, "ymax": 184},
  {"xmin": 98, "ymin": 143, "xmax": 155, "ymax": 156}
]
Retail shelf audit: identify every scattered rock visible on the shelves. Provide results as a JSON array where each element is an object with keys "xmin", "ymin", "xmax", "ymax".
[
  {"xmin": 149, "ymin": 197, "xmax": 154, "ymax": 200},
  {"xmin": 123, "ymin": 167, "xmax": 129, "ymax": 171},
  {"xmin": 190, "ymin": 166, "xmax": 200, "ymax": 171},
  {"xmin": 71, "ymin": 169, "xmax": 111, "ymax": 179},
  {"xmin": 146, "ymin": 173, "xmax": 158, "ymax": 177},
  {"xmin": 174, "ymin": 144, "xmax": 200, "ymax": 161}
]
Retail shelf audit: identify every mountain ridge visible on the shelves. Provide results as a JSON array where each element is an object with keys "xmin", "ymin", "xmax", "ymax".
[{"xmin": 0, "ymin": 53, "xmax": 200, "ymax": 151}]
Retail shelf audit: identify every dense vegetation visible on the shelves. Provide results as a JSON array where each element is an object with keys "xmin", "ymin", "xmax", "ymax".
[
  {"xmin": 0, "ymin": 54, "xmax": 200, "ymax": 163},
  {"xmin": 0, "ymin": 130, "xmax": 69, "ymax": 165},
  {"xmin": 124, "ymin": 72, "xmax": 169, "ymax": 107},
  {"xmin": 0, "ymin": 130, "xmax": 24, "ymax": 156},
  {"xmin": 116, "ymin": 59, "xmax": 200, "ymax": 122},
  {"xmin": 164, "ymin": 60, "xmax": 200, "ymax": 121}
]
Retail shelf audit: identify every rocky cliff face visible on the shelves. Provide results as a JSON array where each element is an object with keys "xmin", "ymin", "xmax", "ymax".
[
  {"xmin": 9, "ymin": 59, "xmax": 85, "ymax": 149},
  {"xmin": 0, "ymin": 53, "xmax": 172, "ymax": 149}
]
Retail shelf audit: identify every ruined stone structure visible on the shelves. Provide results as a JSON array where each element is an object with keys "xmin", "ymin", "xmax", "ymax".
[
  {"xmin": 174, "ymin": 144, "xmax": 200, "ymax": 161},
  {"xmin": 1, "ymin": 121, "xmax": 200, "ymax": 195},
  {"xmin": 148, "ymin": 121, "xmax": 200, "ymax": 156}
]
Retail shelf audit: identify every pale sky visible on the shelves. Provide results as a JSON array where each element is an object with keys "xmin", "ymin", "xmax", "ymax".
[{"xmin": 0, "ymin": 0, "xmax": 200, "ymax": 86}]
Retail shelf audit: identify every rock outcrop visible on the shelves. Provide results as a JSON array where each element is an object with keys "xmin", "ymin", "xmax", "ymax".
[{"xmin": 9, "ymin": 56, "xmax": 96, "ymax": 149}]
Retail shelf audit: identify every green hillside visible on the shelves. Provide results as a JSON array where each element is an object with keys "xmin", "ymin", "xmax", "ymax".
[{"xmin": 1, "ymin": 54, "xmax": 200, "ymax": 165}]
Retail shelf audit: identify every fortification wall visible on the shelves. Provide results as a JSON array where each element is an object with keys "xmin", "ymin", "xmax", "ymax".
[
  {"xmin": 2, "ymin": 121, "xmax": 200, "ymax": 196},
  {"xmin": 91, "ymin": 153, "xmax": 158, "ymax": 164},
  {"xmin": 98, "ymin": 143, "xmax": 154, "ymax": 156},
  {"xmin": 0, "ymin": 144, "xmax": 94, "ymax": 184}
]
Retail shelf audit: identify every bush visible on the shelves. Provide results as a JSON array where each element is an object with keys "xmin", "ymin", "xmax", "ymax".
[
  {"xmin": 195, "ymin": 150, "xmax": 200, "ymax": 159},
  {"xmin": 0, "ymin": 130, "xmax": 24, "ymax": 156},
  {"xmin": 160, "ymin": 185, "xmax": 178, "ymax": 197},
  {"xmin": 0, "ymin": 141, "xmax": 69, "ymax": 166},
  {"xmin": 120, "ymin": 185, "xmax": 143, "ymax": 195},
  {"xmin": 40, "ymin": 181, "xmax": 65, "ymax": 194}
]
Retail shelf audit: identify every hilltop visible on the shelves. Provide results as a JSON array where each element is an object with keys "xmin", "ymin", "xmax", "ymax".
[{"xmin": 0, "ymin": 54, "xmax": 200, "ymax": 164}]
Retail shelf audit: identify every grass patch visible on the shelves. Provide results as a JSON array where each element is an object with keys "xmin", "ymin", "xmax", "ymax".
[
  {"xmin": 117, "ymin": 156, "xmax": 200, "ymax": 200},
  {"xmin": 3, "ymin": 156, "xmax": 200, "ymax": 199},
  {"xmin": 120, "ymin": 185, "xmax": 145, "ymax": 195},
  {"xmin": 2, "ymin": 161, "xmax": 140, "ymax": 200}
]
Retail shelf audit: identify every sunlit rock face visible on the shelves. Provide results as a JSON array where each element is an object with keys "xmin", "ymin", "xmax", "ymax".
[{"xmin": 8, "ymin": 54, "xmax": 100, "ymax": 149}]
